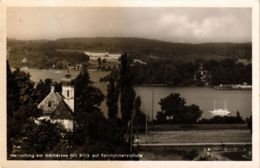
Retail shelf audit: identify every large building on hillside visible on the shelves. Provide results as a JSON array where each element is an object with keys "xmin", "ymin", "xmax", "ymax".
[
  {"xmin": 84, "ymin": 50, "xmax": 121, "ymax": 62},
  {"xmin": 37, "ymin": 71, "xmax": 74, "ymax": 131}
]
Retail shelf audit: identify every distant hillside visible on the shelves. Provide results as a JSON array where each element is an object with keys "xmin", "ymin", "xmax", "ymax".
[
  {"xmin": 55, "ymin": 37, "xmax": 252, "ymax": 60},
  {"xmin": 7, "ymin": 37, "xmax": 251, "ymax": 68}
]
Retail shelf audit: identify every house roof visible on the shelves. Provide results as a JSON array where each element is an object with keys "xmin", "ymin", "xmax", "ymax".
[{"xmin": 38, "ymin": 90, "xmax": 73, "ymax": 120}]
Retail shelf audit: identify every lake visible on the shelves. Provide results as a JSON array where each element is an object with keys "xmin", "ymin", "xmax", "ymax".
[
  {"xmin": 135, "ymin": 86, "xmax": 251, "ymax": 119},
  {"xmin": 27, "ymin": 69, "xmax": 252, "ymax": 119},
  {"xmin": 27, "ymin": 68, "xmax": 108, "ymax": 83}
]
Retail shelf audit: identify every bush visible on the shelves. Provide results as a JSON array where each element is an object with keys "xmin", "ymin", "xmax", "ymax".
[{"xmin": 185, "ymin": 149, "xmax": 199, "ymax": 160}]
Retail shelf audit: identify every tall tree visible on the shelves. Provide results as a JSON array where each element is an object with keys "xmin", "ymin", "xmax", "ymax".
[
  {"xmin": 106, "ymin": 77, "xmax": 119, "ymax": 119},
  {"xmin": 73, "ymin": 65, "xmax": 105, "ymax": 147},
  {"xmin": 7, "ymin": 62, "xmax": 41, "ymax": 154},
  {"xmin": 133, "ymin": 96, "xmax": 146, "ymax": 130},
  {"xmin": 35, "ymin": 78, "xmax": 52, "ymax": 103},
  {"xmin": 119, "ymin": 54, "xmax": 136, "ymax": 126}
]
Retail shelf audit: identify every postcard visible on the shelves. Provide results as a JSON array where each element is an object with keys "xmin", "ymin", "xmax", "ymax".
[{"xmin": 0, "ymin": 0, "xmax": 259, "ymax": 168}]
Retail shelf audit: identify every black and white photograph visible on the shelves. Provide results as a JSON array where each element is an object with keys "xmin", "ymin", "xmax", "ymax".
[{"xmin": 3, "ymin": 2, "xmax": 259, "ymax": 165}]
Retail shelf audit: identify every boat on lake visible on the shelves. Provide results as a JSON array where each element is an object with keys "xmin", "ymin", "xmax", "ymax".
[{"xmin": 209, "ymin": 99, "xmax": 231, "ymax": 116}]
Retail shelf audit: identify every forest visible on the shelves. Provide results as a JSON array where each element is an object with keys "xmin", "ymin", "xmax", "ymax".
[
  {"xmin": 129, "ymin": 58, "xmax": 252, "ymax": 86},
  {"xmin": 7, "ymin": 37, "xmax": 251, "ymax": 69}
]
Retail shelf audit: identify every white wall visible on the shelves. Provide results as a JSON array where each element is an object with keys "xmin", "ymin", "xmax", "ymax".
[{"xmin": 62, "ymin": 86, "xmax": 74, "ymax": 112}]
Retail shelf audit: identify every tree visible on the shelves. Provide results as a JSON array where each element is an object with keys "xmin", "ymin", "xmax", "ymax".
[
  {"xmin": 21, "ymin": 120, "xmax": 66, "ymax": 154},
  {"xmin": 97, "ymin": 57, "xmax": 102, "ymax": 69},
  {"xmin": 158, "ymin": 93, "xmax": 186, "ymax": 121},
  {"xmin": 78, "ymin": 52, "xmax": 89, "ymax": 64},
  {"xmin": 73, "ymin": 65, "xmax": 105, "ymax": 147},
  {"xmin": 7, "ymin": 61, "xmax": 67, "ymax": 156},
  {"xmin": 245, "ymin": 116, "xmax": 252, "ymax": 133},
  {"xmin": 102, "ymin": 58, "xmax": 107, "ymax": 64},
  {"xmin": 54, "ymin": 82, "xmax": 62, "ymax": 93},
  {"xmin": 35, "ymin": 78, "xmax": 52, "ymax": 103},
  {"xmin": 156, "ymin": 112, "xmax": 166, "ymax": 124},
  {"xmin": 7, "ymin": 62, "xmax": 57, "ymax": 155},
  {"xmin": 106, "ymin": 77, "xmax": 119, "ymax": 119},
  {"xmin": 119, "ymin": 53, "xmax": 136, "ymax": 126},
  {"xmin": 7, "ymin": 64, "xmax": 40, "ymax": 154},
  {"xmin": 157, "ymin": 93, "xmax": 202, "ymax": 124},
  {"xmin": 235, "ymin": 111, "xmax": 244, "ymax": 123},
  {"xmin": 133, "ymin": 96, "xmax": 146, "ymax": 130},
  {"xmin": 174, "ymin": 104, "xmax": 202, "ymax": 124}
]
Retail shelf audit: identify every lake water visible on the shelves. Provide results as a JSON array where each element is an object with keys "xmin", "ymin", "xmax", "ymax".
[
  {"xmin": 135, "ymin": 86, "xmax": 251, "ymax": 119},
  {"xmin": 27, "ymin": 69, "xmax": 251, "ymax": 119},
  {"xmin": 27, "ymin": 68, "xmax": 108, "ymax": 83}
]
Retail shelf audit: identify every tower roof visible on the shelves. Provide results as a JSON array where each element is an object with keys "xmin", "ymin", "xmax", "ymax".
[{"xmin": 61, "ymin": 69, "xmax": 73, "ymax": 86}]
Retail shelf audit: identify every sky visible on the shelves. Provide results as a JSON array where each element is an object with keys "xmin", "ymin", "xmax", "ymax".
[{"xmin": 7, "ymin": 7, "xmax": 252, "ymax": 43}]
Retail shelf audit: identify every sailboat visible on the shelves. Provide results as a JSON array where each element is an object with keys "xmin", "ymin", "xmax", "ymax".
[{"xmin": 209, "ymin": 98, "xmax": 231, "ymax": 116}]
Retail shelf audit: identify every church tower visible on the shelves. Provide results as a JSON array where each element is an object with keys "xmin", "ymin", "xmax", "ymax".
[{"xmin": 61, "ymin": 69, "xmax": 74, "ymax": 112}]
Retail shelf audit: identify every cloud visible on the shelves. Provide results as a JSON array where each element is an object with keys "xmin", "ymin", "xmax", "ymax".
[{"xmin": 7, "ymin": 7, "xmax": 252, "ymax": 43}]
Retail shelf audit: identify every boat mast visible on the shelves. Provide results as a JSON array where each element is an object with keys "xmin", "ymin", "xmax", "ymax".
[
  {"xmin": 224, "ymin": 98, "xmax": 227, "ymax": 110},
  {"xmin": 213, "ymin": 99, "xmax": 216, "ymax": 110}
]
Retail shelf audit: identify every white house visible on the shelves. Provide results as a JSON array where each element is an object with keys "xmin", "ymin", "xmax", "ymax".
[{"xmin": 37, "ymin": 71, "xmax": 74, "ymax": 131}]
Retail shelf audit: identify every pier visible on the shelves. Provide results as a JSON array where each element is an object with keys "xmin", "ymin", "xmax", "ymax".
[{"xmin": 214, "ymin": 84, "xmax": 252, "ymax": 90}]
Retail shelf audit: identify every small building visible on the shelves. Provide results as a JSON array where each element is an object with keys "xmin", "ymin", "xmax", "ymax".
[
  {"xmin": 37, "ymin": 71, "xmax": 74, "ymax": 131},
  {"xmin": 193, "ymin": 64, "xmax": 211, "ymax": 86}
]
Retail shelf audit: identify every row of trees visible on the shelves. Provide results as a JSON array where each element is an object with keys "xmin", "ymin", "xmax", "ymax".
[
  {"xmin": 130, "ymin": 59, "xmax": 251, "ymax": 86},
  {"xmin": 198, "ymin": 111, "xmax": 245, "ymax": 124}
]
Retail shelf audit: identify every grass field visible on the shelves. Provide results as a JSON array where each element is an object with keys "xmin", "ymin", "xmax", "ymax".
[
  {"xmin": 150, "ymin": 124, "xmax": 249, "ymax": 131},
  {"xmin": 137, "ymin": 129, "xmax": 251, "ymax": 144}
]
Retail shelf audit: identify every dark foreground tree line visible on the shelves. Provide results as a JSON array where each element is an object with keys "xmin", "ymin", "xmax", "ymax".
[{"xmin": 7, "ymin": 53, "xmax": 140, "ymax": 160}]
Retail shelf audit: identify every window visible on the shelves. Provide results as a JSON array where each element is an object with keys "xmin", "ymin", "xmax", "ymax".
[
  {"xmin": 67, "ymin": 90, "xmax": 69, "ymax": 97},
  {"xmin": 48, "ymin": 101, "xmax": 52, "ymax": 107}
]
